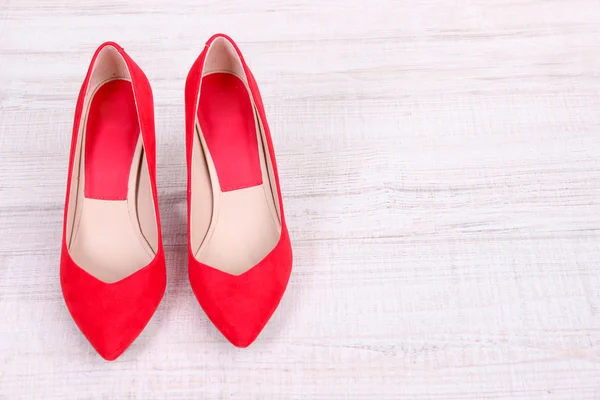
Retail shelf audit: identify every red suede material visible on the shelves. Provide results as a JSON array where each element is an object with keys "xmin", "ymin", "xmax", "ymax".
[
  {"xmin": 85, "ymin": 80, "xmax": 139, "ymax": 200},
  {"xmin": 185, "ymin": 34, "xmax": 293, "ymax": 347},
  {"xmin": 61, "ymin": 42, "xmax": 165, "ymax": 360},
  {"xmin": 188, "ymin": 229, "xmax": 292, "ymax": 347},
  {"xmin": 60, "ymin": 247, "xmax": 166, "ymax": 360},
  {"xmin": 198, "ymin": 73, "xmax": 262, "ymax": 192}
]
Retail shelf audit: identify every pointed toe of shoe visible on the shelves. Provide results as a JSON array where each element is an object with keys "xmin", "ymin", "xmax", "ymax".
[
  {"xmin": 90, "ymin": 331, "xmax": 131, "ymax": 361},
  {"xmin": 74, "ymin": 303, "xmax": 150, "ymax": 361},
  {"xmin": 224, "ymin": 323, "xmax": 261, "ymax": 349},
  {"xmin": 189, "ymin": 230, "xmax": 293, "ymax": 347},
  {"xmin": 209, "ymin": 305, "xmax": 266, "ymax": 348},
  {"xmin": 60, "ymin": 249, "xmax": 166, "ymax": 360}
]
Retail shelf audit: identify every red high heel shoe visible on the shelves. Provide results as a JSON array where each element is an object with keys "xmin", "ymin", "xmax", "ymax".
[
  {"xmin": 60, "ymin": 42, "xmax": 166, "ymax": 360},
  {"xmin": 185, "ymin": 34, "xmax": 293, "ymax": 347}
]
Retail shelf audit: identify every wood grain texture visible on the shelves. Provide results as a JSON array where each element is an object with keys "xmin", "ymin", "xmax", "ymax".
[{"xmin": 1, "ymin": 0, "xmax": 600, "ymax": 398}]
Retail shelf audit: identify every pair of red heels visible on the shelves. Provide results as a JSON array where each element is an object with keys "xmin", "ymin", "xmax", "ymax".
[{"xmin": 60, "ymin": 34, "xmax": 293, "ymax": 360}]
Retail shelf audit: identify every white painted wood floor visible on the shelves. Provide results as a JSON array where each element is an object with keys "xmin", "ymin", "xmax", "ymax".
[{"xmin": 1, "ymin": 0, "xmax": 600, "ymax": 398}]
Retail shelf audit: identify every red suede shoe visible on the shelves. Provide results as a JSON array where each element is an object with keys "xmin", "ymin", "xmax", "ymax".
[
  {"xmin": 60, "ymin": 42, "xmax": 166, "ymax": 360},
  {"xmin": 185, "ymin": 34, "xmax": 293, "ymax": 347}
]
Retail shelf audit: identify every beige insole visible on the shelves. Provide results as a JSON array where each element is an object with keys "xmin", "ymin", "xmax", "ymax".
[
  {"xmin": 67, "ymin": 79, "xmax": 158, "ymax": 283},
  {"xmin": 191, "ymin": 73, "xmax": 281, "ymax": 276}
]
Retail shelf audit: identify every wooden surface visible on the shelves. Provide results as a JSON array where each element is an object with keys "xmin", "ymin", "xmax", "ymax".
[{"xmin": 1, "ymin": 0, "xmax": 600, "ymax": 398}]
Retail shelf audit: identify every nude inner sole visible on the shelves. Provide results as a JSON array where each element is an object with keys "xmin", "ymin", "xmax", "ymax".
[
  {"xmin": 191, "ymin": 72, "xmax": 280, "ymax": 276},
  {"xmin": 68, "ymin": 78, "xmax": 157, "ymax": 283}
]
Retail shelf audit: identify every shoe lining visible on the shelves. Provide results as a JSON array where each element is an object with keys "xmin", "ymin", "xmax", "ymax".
[
  {"xmin": 190, "ymin": 38, "xmax": 281, "ymax": 276},
  {"xmin": 66, "ymin": 47, "xmax": 158, "ymax": 283}
]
